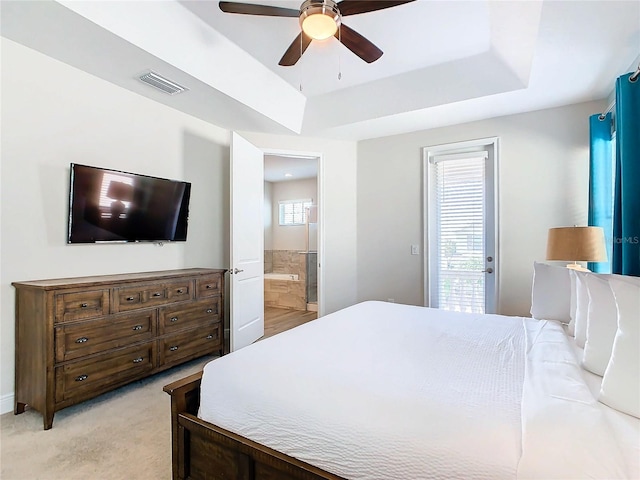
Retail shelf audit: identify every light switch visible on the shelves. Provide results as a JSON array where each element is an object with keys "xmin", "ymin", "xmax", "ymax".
[{"xmin": 411, "ymin": 245, "xmax": 420, "ymax": 255}]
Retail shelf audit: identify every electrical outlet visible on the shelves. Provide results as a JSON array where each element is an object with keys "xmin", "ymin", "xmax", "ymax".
[
  {"xmin": 387, "ymin": 298, "xmax": 395, "ymax": 303},
  {"xmin": 411, "ymin": 244, "xmax": 420, "ymax": 255}
]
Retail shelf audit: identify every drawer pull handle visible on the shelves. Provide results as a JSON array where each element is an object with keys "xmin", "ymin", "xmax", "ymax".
[
  {"xmin": 205, "ymin": 285, "xmax": 213, "ymax": 289},
  {"xmin": 126, "ymin": 296, "xmax": 135, "ymax": 302},
  {"xmin": 75, "ymin": 337, "xmax": 89, "ymax": 344},
  {"xmin": 206, "ymin": 334, "xmax": 214, "ymax": 340},
  {"xmin": 177, "ymin": 289, "xmax": 184, "ymax": 294},
  {"xmin": 132, "ymin": 325, "xmax": 143, "ymax": 331},
  {"xmin": 80, "ymin": 303, "xmax": 88, "ymax": 308},
  {"xmin": 75, "ymin": 374, "xmax": 88, "ymax": 382},
  {"xmin": 152, "ymin": 292, "xmax": 162, "ymax": 297},
  {"xmin": 206, "ymin": 309, "xmax": 213, "ymax": 314},
  {"xmin": 169, "ymin": 346, "xmax": 179, "ymax": 352},
  {"xmin": 170, "ymin": 317, "xmax": 178, "ymax": 323},
  {"xmin": 132, "ymin": 357, "xmax": 144, "ymax": 363}
]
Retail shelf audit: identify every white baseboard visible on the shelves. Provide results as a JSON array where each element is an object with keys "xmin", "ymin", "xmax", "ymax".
[{"xmin": 1, "ymin": 393, "xmax": 14, "ymax": 415}]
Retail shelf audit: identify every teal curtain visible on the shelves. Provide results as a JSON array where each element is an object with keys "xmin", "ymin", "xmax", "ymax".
[
  {"xmin": 612, "ymin": 73, "xmax": 640, "ymax": 276},
  {"xmin": 588, "ymin": 112, "xmax": 613, "ymax": 273}
]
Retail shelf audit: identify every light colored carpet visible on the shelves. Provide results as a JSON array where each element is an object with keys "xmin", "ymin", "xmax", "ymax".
[{"xmin": 0, "ymin": 356, "xmax": 214, "ymax": 480}]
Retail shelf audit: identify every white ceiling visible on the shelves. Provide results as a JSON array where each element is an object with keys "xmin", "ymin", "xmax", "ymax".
[
  {"xmin": 264, "ymin": 154, "xmax": 318, "ymax": 182},
  {"xmin": 1, "ymin": 0, "xmax": 639, "ymax": 142}
]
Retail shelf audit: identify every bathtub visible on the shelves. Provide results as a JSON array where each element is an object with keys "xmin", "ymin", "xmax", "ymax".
[
  {"xmin": 264, "ymin": 272, "xmax": 305, "ymax": 310},
  {"xmin": 264, "ymin": 273, "xmax": 299, "ymax": 281}
]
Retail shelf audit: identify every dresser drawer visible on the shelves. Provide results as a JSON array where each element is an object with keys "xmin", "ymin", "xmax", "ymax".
[
  {"xmin": 113, "ymin": 280, "xmax": 193, "ymax": 312},
  {"xmin": 55, "ymin": 342, "xmax": 156, "ymax": 403},
  {"xmin": 196, "ymin": 274, "xmax": 223, "ymax": 298},
  {"xmin": 55, "ymin": 289, "xmax": 110, "ymax": 323},
  {"xmin": 160, "ymin": 298, "xmax": 222, "ymax": 334},
  {"xmin": 55, "ymin": 310, "xmax": 157, "ymax": 362},
  {"xmin": 159, "ymin": 323, "xmax": 221, "ymax": 368}
]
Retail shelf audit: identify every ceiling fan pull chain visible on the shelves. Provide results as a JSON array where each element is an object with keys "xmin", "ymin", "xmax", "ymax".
[
  {"xmin": 337, "ymin": 24, "xmax": 342, "ymax": 81},
  {"xmin": 299, "ymin": 32, "xmax": 304, "ymax": 92}
]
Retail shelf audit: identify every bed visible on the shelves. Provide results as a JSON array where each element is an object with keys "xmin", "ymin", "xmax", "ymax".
[{"xmin": 164, "ymin": 274, "xmax": 640, "ymax": 480}]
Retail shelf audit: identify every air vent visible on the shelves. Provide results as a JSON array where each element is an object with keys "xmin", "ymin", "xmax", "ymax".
[{"xmin": 138, "ymin": 71, "xmax": 188, "ymax": 95}]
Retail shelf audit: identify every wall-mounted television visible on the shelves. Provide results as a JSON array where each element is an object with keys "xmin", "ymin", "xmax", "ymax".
[{"xmin": 68, "ymin": 163, "xmax": 191, "ymax": 244}]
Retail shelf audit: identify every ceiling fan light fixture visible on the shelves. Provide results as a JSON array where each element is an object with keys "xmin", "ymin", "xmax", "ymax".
[{"xmin": 299, "ymin": 0, "xmax": 341, "ymax": 41}]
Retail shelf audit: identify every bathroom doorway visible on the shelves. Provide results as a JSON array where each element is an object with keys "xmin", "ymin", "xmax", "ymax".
[{"xmin": 263, "ymin": 153, "xmax": 319, "ymax": 338}]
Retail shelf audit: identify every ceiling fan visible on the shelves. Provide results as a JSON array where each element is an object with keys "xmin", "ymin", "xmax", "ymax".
[{"xmin": 219, "ymin": 0, "xmax": 415, "ymax": 66}]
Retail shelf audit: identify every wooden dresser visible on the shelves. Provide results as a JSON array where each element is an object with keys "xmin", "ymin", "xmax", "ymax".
[{"xmin": 12, "ymin": 268, "xmax": 225, "ymax": 430}]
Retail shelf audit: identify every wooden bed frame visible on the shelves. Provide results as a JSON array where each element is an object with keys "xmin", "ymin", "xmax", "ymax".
[{"xmin": 164, "ymin": 372, "xmax": 346, "ymax": 480}]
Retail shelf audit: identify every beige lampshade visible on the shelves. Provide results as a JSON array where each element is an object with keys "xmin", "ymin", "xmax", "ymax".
[{"xmin": 546, "ymin": 226, "xmax": 607, "ymax": 262}]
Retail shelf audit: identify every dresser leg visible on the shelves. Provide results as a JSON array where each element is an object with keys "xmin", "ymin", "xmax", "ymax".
[
  {"xmin": 43, "ymin": 411, "xmax": 54, "ymax": 430},
  {"xmin": 14, "ymin": 401, "xmax": 26, "ymax": 415}
]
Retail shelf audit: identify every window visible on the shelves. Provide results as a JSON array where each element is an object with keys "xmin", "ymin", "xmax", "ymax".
[
  {"xmin": 99, "ymin": 173, "xmax": 134, "ymax": 219},
  {"xmin": 279, "ymin": 199, "xmax": 312, "ymax": 226}
]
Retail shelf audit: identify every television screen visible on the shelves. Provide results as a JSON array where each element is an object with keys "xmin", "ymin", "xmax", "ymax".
[{"xmin": 68, "ymin": 163, "xmax": 191, "ymax": 243}]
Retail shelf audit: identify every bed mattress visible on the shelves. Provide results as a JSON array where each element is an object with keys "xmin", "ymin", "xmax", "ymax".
[{"xmin": 199, "ymin": 301, "xmax": 634, "ymax": 479}]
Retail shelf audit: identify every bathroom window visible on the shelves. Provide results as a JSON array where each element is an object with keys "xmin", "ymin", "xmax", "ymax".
[{"xmin": 279, "ymin": 199, "xmax": 312, "ymax": 226}]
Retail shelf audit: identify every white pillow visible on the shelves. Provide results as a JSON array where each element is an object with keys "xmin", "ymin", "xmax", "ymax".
[
  {"xmin": 582, "ymin": 274, "xmax": 617, "ymax": 376},
  {"xmin": 599, "ymin": 276, "xmax": 640, "ymax": 418},
  {"xmin": 567, "ymin": 269, "xmax": 577, "ymax": 336},
  {"xmin": 610, "ymin": 273, "xmax": 640, "ymax": 287},
  {"xmin": 573, "ymin": 271, "xmax": 590, "ymax": 348},
  {"xmin": 530, "ymin": 262, "xmax": 571, "ymax": 322}
]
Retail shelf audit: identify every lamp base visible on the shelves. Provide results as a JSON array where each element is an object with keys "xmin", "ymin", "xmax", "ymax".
[{"xmin": 566, "ymin": 262, "xmax": 591, "ymax": 272}]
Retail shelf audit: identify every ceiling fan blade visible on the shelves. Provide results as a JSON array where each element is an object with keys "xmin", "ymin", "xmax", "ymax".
[
  {"xmin": 336, "ymin": 24, "xmax": 382, "ymax": 63},
  {"xmin": 279, "ymin": 32, "xmax": 313, "ymax": 66},
  {"xmin": 337, "ymin": 0, "xmax": 415, "ymax": 17},
  {"xmin": 219, "ymin": 1, "xmax": 299, "ymax": 17}
]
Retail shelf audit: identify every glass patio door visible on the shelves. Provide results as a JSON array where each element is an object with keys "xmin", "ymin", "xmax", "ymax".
[{"xmin": 423, "ymin": 138, "xmax": 498, "ymax": 314}]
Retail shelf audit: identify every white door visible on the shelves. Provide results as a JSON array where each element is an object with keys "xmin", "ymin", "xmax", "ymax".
[
  {"xmin": 423, "ymin": 138, "xmax": 499, "ymax": 314},
  {"xmin": 230, "ymin": 132, "xmax": 264, "ymax": 351}
]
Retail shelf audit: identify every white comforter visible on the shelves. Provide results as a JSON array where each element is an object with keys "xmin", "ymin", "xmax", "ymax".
[{"xmin": 199, "ymin": 301, "xmax": 630, "ymax": 479}]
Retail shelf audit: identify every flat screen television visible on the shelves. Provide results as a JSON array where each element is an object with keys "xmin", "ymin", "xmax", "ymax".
[{"xmin": 68, "ymin": 163, "xmax": 191, "ymax": 244}]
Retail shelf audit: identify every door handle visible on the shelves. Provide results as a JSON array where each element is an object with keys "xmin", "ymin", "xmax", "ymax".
[
  {"xmin": 233, "ymin": 268, "xmax": 244, "ymax": 274},
  {"xmin": 483, "ymin": 267, "xmax": 494, "ymax": 274}
]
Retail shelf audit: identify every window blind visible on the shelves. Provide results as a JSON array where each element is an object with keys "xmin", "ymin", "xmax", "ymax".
[
  {"xmin": 99, "ymin": 173, "xmax": 134, "ymax": 218},
  {"xmin": 432, "ymin": 154, "xmax": 486, "ymax": 313},
  {"xmin": 279, "ymin": 199, "xmax": 312, "ymax": 225}
]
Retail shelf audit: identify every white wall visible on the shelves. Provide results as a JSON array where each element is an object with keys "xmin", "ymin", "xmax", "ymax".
[
  {"xmin": 242, "ymin": 132, "xmax": 358, "ymax": 315},
  {"xmin": 0, "ymin": 38, "xmax": 229, "ymax": 411},
  {"xmin": 270, "ymin": 177, "xmax": 317, "ymax": 251},
  {"xmin": 356, "ymin": 100, "xmax": 605, "ymax": 316},
  {"xmin": 183, "ymin": 132, "xmax": 230, "ymax": 268}
]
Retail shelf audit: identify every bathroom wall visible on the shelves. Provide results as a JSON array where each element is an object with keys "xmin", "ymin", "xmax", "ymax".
[
  {"xmin": 270, "ymin": 178, "xmax": 317, "ymax": 251},
  {"xmin": 271, "ymin": 250, "xmax": 303, "ymax": 275}
]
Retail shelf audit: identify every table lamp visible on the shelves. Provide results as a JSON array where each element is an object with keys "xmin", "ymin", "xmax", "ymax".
[{"xmin": 546, "ymin": 226, "xmax": 607, "ymax": 272}]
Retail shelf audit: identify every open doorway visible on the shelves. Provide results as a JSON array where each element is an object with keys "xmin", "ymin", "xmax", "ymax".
[{"xmin": 263, "ymin": 153, "xmax": 319, "ymax": 338}]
